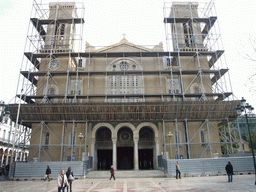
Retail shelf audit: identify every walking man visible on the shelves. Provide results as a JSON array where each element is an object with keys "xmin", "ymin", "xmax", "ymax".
[
  {"xmin": 176, "ymin": 161, "xmax": 181, "ymax": 179},
  {"xmin": 109, "ymin": 165, "xmax": 115, "ymax": 180},
  {"xmin": 44, "ymin": 165, "xmax": 51, "ymax": 181},
  {"xmin": 225, "ymin": 161, "xmax": 233, "ymax": 182}
]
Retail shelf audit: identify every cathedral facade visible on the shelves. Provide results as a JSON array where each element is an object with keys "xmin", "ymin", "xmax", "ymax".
[{"xmin": 8, "ymin": 1, "xmax": 238, "ymax": 171}]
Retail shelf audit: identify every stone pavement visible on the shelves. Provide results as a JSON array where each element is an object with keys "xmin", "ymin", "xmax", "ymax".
[{"xmin": 0, "ymin": 175, "xmax": 256, "ymax": 192}]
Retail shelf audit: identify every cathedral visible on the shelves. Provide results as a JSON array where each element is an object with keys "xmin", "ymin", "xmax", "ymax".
[{"xmin": 8, "ymin": 1, "xmax": 238, "ymax": 171}]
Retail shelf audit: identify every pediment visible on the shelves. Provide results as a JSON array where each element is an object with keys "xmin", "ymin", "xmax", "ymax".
[
  {"xmin": 98, "ymin": 38, "xmax": 152, "ymax": 52},
  {"xmin": 85, "ymin": 38, "xmax": 163, "ymax": 53}
]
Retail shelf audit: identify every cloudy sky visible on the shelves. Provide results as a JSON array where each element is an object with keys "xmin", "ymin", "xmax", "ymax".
[{"xmin": 0, "ymin": 0, "xmax": 256, "ymax": 108}]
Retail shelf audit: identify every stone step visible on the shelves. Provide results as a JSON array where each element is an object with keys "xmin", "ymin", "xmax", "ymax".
[{"xmin": 86, "ymin": 170, "xmax": 166, "ymax": 178}]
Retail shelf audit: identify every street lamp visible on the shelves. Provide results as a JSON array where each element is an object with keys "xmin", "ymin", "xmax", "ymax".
[
  {"xmin": 167, "ymin": 131, "xmax": 174, "ymax": 159},
  {"xmin": 78, "ymin": 132, "xmax": 84, "ymax": 161},
  {"xmin": 236, "ymin": 97, "xmax": 256, "ymax": 185}
]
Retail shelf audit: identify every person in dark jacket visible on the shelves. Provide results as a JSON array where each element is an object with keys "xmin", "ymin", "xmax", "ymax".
[
  {"xmin": 44, "ymin": 166, "xmax": 51, "ymax": 181},
  {"xmin": 66, "ymin": 167, "xmax": 74, "ymax": 192},
  {"xmin": 225, "ymin": 161, "xmax": 233, "ymax": 182},
  {"xmin": 109, "ymin": 165, "xmax": 115, "ymax": 180}
]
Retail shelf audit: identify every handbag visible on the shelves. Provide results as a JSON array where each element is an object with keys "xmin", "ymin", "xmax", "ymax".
[
  {"xmin": 44, "ymin": 174, "xmax": 47, "ymax": 179},
  {"xmin": 69, "ymin": 174, "xmax": 74, "ymax": 181}
]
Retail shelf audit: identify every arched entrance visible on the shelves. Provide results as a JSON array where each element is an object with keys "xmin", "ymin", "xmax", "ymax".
[
  {"xmin": 139, "ymin": 127, "xmax": 154, "ymax": 170},
  {"xmin": 117, "ymin": 127, "xmax": 134, "ymax": 170},
  {"xmin": 96, "ymin": 127, "xmax": 112, "ymax": 170}
]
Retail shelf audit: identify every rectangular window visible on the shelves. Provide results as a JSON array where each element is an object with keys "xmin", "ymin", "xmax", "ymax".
[
  {"xmin": 167, "ymin": 58, "xmax": 171, "ymax": 66},
  {"xmin": 60, "ymin": 24, "xmax": 65, "ymax": 36},
  {"xmin": 43, "ymin": 132, "xmax": 50, "ymax": 147},
  {"xmin": 200, "ymin": 130, "xmax": 207, "ymax": 146},
  {"xmin": 78, "ymin": 59, "xmax": 82, "ymax": 67},
  {"xmin": 183, "ymin": 23, "xmax": 189, "ymax": 47}
]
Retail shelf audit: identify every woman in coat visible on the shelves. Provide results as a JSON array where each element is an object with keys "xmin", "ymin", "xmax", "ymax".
[{"xmin": 66, "ymin": 167, "xmax": 74, "ymax": 192}]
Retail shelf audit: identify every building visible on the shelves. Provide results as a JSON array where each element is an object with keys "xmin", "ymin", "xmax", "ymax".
[
  {"xmin": 7, "ymin": 1, "xmax": 239, "ymax": 171},
  {"xmin": 0, "ymin": 101, "xmax": 30, "ymax": 166},
  {"xmin": 229, "ymin": 116, "xmax": 256, "ymax": 154}
]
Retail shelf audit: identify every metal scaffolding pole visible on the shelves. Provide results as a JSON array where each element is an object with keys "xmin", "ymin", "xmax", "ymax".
[
  {"xmin": 38, "ymin": 122, "xmax": 44, "ymax": 161},
  {"xmin": 162, "ymin": 120, "xmax": 167, "ymax": 159},
  {"xmin": 60, "ymin": 120, "xmax": 65, "ymax": 161}
]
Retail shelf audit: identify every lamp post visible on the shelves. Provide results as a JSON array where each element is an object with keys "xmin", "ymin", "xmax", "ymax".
[
  {"xmin": 167, "ymin": 131, "xmax": 174, "ymax": 159},
  {"xmin": 236, "ymin": 97, "xmax": 256, "ymax": 185},
  {"xmin": 78, "ymin": 132, "xmax": 84, "ymax": 161}
]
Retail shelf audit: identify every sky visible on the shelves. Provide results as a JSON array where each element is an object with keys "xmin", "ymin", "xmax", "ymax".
[{"xmin": 0, "ymin": 0, "xmax": 256, "ymax": 109}]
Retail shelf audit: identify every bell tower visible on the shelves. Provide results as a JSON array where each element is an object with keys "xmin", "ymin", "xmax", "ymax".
[{"xmin": 28, "ymin": 2, "xmax": 84, "ymax": 103}]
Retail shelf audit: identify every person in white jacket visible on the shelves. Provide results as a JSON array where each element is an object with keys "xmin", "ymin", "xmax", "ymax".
[{"xmin": 57, "ymin": 169, "xmax": 69, "ymax": 192}]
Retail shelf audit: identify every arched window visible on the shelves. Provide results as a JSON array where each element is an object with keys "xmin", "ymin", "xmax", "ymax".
[
  {"xmin": 139, "ymin": 127, "xmax": 154, "ymax": 141},
  {"xmin": 48, "ymin": 88, "xmax": 55, "ymax": 95},
  {"xmin": 43, "ymin": 132, "xmax": 49, "ymax": 147},
  {"xmin": 107, "ymin": 60, "xmax": 143, "ymax": 103},
  {"xmin": 96, "ymin": 128, "xmax": 111, "ymax": 141}
]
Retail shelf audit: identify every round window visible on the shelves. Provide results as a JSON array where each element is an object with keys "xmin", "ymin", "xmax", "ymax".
[
  {"xmin": 120, "ymin": 61, "xmax": 129, "ymax": 71},
  {"xmin": 49, "ymin": 59, "xmax": 60, "ymax": 70}
]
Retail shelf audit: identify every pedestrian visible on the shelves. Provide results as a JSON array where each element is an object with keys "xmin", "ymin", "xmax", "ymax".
[
  {"xmin": 57, "ymin": 169, "xmax": 69, "ymax": 192},
  {"xmin": 66, "ymin": 167, "xmax": 74, "ymax": 192},
  {"xmin": 5, "ymin": 164, "xmax": 9, "ymax": 176},
  {"xmin": 109, "ymin": 165, "xmax": 115, "ymax": 180},
  {"xmin": 225, "ymin": 161, "xmax": 234, "ymax": 182},
  {"xmin": 44, "ymin": 165, "xmax": 51, "ymax": 181},
  {"xmin": 176, "ymin": 161, "xmax": 181, "ymax": 179}
]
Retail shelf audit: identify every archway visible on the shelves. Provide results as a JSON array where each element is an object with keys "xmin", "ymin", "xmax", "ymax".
[
  {"xmin": 96, "ymin": 127, "xmax": 112, "ymax": 170},
  {"xmin": 117, "ymin": 127, "xmax": 134, "ymax": 170},
  {"xmin": 139, "ymin": 127, "xmax": 154, "ymax": 170}
]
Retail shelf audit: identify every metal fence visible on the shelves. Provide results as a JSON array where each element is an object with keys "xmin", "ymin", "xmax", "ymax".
[
  {"xmin": 162, "ymin": 156, "xmax": 255, "ymax": 177},
  {"xmin": 9, "ymin": 161, "xmax": 87, "ymax": 179}
]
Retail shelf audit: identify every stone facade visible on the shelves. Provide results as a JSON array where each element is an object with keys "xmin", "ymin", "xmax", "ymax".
[{"xmin": 12, "ymin": 1, "xmax": 237, "ymax": 171}]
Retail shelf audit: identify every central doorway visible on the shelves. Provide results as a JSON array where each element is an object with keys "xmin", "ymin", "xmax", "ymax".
[
  {"xmin": 97, "ymin": 149, "xmax": 112, "ymax": 170},
  {"xmin": 139, "ymin": 149, "xmax": 153, "ymax": 169},
  {"xmin": 117, "ymin": 147, "xmax": 134, "ymax": 170}
]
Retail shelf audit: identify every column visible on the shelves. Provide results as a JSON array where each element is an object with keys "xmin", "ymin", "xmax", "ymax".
[
  {"xmin": 19, "ymin": 151, "xmax": 22, "ymax": 161},
  {"xmin": 23, "ymin": 152, "xmax": 26, "ymax": 162},
  {"xmin": 155, "ymin": 137, "xmax": 159, "ymax": 168},
  {"xmin": 6, "ymin": 150, "xmax": 9, "ymax": 165},
  {"xmin": 112, "ymin": 139, "xmax": 117, "ymax": 169},
  {"xmin": 134, "ymin": 138, "xmax": 139, "ymax": 170},
  {"xmin": 91, "ymin": 139, "xmax": 96, "ymax": 170}
]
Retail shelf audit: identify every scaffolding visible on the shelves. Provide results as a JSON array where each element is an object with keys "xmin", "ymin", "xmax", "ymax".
[{"xmin": 8, "ymin": 0, "xmax": 242, "ymax": 164}]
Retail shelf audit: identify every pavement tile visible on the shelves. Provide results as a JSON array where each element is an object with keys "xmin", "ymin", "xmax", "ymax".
[{"xmin": 0, "ymin": 175, "xmax": 256, "ymax": 192}]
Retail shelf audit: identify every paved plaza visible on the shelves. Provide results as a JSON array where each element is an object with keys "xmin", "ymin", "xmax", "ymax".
[{"xmin": 0, "ymin": 175, "xmax": 256, "ymax": 192}]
